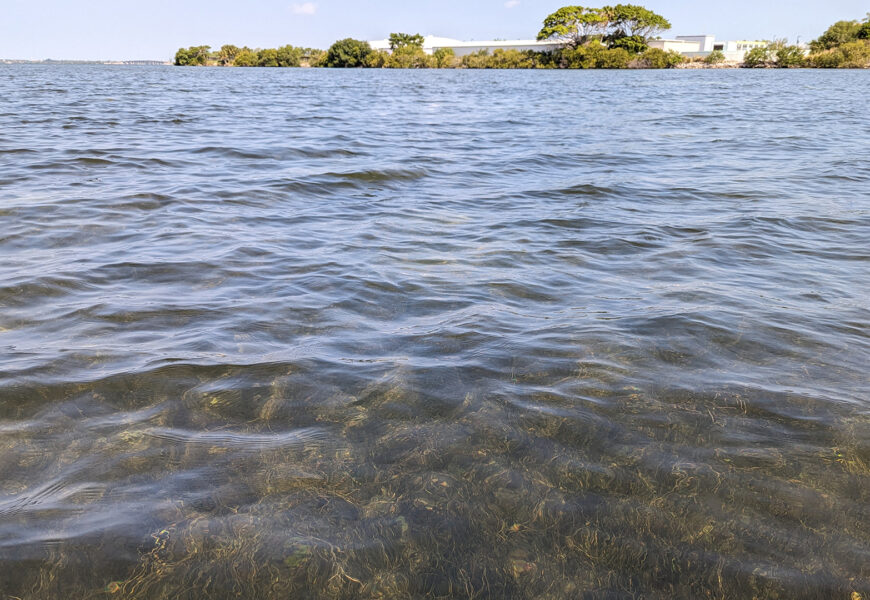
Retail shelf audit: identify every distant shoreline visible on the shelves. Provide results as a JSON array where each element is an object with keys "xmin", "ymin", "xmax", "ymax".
[{"xmin": 0, "ymin": 59, "xmax": 170, "ymax": 66}]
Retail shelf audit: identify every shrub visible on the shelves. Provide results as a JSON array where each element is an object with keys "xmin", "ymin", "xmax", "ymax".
[
  {"xmin": 460, "ymin": 50, "xmax": 491, "ymax": 69},
  {"xmin": 775, "ymin": 45, "xmax": 806, "ymax": 68},
  {"xmin": 432, "ymin": 48, "xmax": 457, "ymax": 68},
  {"xmin": 363, "ymin": 50, "xmax": 389, "ymax": 68},
  {"xmin": 808, "ymin": 49, "xmax": 846, "ymax": 68},
  {"xmin": 560, "ymin": 41, "xmax": 607, "ymax": 68},
  {"xmin": 385, "ymin": 45, "xmax": 430, "ymax": 68},
  {"xmin": 325, "ymin": 38, "xmax": 373, "ymax": 68},
  {"xmin": 233, "ymin": 50, "xmax": 258, "ymax": 67},
  {"xmin": 703, "ymin": 50, "xmax": 726, "ymax": 64},
  {"xmin": 630, "ymin": 48, "xmax": 685, "ymax": 68},
  {"xmin": 487, "ymin": 49, "xmax": 536, "ymax": 69},
  {"xmin": 742, "ymin": 46, "xmax": 772, "ymax": 67},
  {"xmin": 597, "ymin": 48, "xmax": 632, "ymax": 68},
  {"xmin": 840, "ymin": 40, "xmax": 870, "ymax": 67}
]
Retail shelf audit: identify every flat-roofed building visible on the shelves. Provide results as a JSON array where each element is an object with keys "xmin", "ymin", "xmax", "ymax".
[
  {"xmin": 368, "ymin": 35, "xmax": 563, "ymax": 57},
  {"xmin": 650, "ymin": 35, "xmax": 769, "ymax": 62}
]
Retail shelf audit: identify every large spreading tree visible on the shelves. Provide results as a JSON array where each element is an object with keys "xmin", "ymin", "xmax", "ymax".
[
  {"xmin": 537, "ymin": 6, "xmax": 608, "ymax": 47},
  {"xmin": 537, "ymin": 4, "xmax": 671, "ymax": 50}
]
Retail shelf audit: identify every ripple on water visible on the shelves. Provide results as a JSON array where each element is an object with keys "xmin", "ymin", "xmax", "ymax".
[{"xmin": 0, "ymin": 66, "xmax": 868, "ymax": 599}]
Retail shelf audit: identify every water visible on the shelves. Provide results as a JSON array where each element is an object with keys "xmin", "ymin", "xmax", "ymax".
[{"xmin": 0, "ymin": 65, "xmax": 868, "ymax": 599}]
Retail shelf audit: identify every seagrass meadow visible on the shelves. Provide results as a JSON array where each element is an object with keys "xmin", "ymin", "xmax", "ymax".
[{"xmin": 0, "ymin": 65, "xmax": 868, "ymax": 599}]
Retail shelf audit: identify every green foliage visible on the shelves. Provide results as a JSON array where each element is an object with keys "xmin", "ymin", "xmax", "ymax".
[
  {"xmin": 808, "ymin": 49, "xmax": 846, "ymax": 68},
  {"xmin": 385, "ymin": 45, "xmax": 430, "ymax": 68},
  {"xmin": 859, "ymin": 21, "xmax": 870, "ymax": 40},
  {"xmin": 276, "ymin": 45, "xmax": 304, "ymax": 67},
  {"xmin": 597, "ymin": 47, "xmax": 632, "ymax": 68},
  {"xmin": 257, "ymin": 48, "xmax": 279, "ymax": 67},
  {"xmin": 460, "ymin": 50, "xmax": 492, "ymax": 69},
  {"xmin": 775, "ymin": 45, "xmax": 806, "ymax": 68},
  {"xmin": 302, "ymin": 48, "xmax": 326, "ymax": 67},
  {"xmin": 742, "ymin": 46, "xmax": 772, "ymax": 68},
  {"xmin": 431, "ymin": 48, "xmax": 458, "ymax": 68},
  {"xmin": 602, "ymin": 4, "xmax": 671, "ymax": 40},
  {"xmin": 174, "ymin": 46, "xmax": 211, "ymax": 66},
  {"xmin": 537, "ymin": 6, "xmax": 608, "ymax": 47},
  {"xmin": 325, "ymin": 38, "xmax": 373, "ymax": 68},
  {"xmin": 703, "ymin": 50, "xmax": 726, "ymax": 64},
  {"xmin": 388, "ymin": 33, "xmax": 425, "ymax": 50},
  {"xmin": 218, "ymin": 45, "xmax": 241, "ymax": 66},
  {"xmin": 363, "ymin": 50, "xmax": 389, "ymax": 68},
  {"xmin": 558, "ymin": 41, "xmax": 631, "ymax": 68},
  {"xmin": 233, "ymin": 50, "xmax": 259, "ymax": 67},
  {"xmin": 840, "ymin": 40, "xmax": 870, "ymax": 67},
  {"xmin": 486, "ymin": 49, "xmax": 536, "ymax": 69},
  {"xmin": 810, "ymin": 20, "xmax": 861, "ymax": 52},
  {"xmin": 630, "ymin": 47, "xmax": 685, "ymax": 68},
  {"xmin": 538, "ymin": 4, "xmax": 670, "ymax": 49},
  {"xmin": 608, "ymin": 35, "xmax": 647, "ymax": 53}
]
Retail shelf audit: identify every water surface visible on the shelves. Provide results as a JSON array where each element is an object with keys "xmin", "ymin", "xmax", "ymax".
[{"xmin": 0, "ymin": 65, "xmax": 868, "ymax": 599}]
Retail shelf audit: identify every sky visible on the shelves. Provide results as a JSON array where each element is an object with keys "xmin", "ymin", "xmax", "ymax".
[{"xmin": 1, "ymin": 0, "xmax": 868, "ymax": 61}]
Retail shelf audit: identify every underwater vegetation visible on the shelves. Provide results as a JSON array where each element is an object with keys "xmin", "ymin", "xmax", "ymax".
[{"xmin": 1, "ymin": 356, "xmax": 867, "ymax": 599}]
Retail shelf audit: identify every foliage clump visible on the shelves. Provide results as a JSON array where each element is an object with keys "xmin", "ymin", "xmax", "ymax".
[
  {"xmin": 703, "ymin": 50, "xmax": 726, "ymax": 65},
  {"xmin": 807, "ymin": 14, "xmax": 870, "ymax": 68},
  {"xmin": 324, "ymin": 39, "xmax": 373, "ymax": 68},
  {"xmin": 742, "ymin": 40, "xmax": 806, "ymax": 68},
  {"xmin": 629, "ymin": 47, "xmax": 686, "ymax": 69},
  {"xmin": 537, "ymin": 4, "xmax": 671, "ymax": 48}
]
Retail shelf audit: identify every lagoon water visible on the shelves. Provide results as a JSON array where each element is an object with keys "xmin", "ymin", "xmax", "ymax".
[{"xmin": 0, "ymin": 65, "xmax": 868, "ymax": 598}]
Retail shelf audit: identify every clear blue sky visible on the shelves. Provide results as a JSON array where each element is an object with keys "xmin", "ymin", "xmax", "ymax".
[{"xmin": 2, "ymin": 0, "xmax": 868, "ymax": 60}]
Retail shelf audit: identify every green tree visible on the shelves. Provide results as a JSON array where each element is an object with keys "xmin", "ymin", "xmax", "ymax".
[
  {"xmin": 217, "ymin": 45, "xmax": 241, "ymax": 66},
  {"xmin": 325, "ymin": 38, "xmax": 373, "ymax": 67},
  {"xmin": 559, "ymin": 40, "xmax": 604, "ymax": 67},
  {"xmin": 276, "ymin": 45, "xmax": 303, "ymax": 67},
  {"xmin": 233, "ymin": 49, "xmax": 259, "ymax": 67},
  {"xmin": 388, "ymin": 33, "xmax": 425, "ymax": 50},
  {"xmin": 537, "ymin": 6, "xmax": 608, "ymax": 47},
  {"xmin": 775, "ymin": 45, "xmax": 806, "ymax": 68},
  {"xmin": 840, "ymin": 40, "xmax": 870, "ymax": 67},
  {"xmin": 630, "ymin": 47, "xmax": 684, "ymax": 68},
  {"xmin": 810, "ymin": 20, "xmax": 861, "ymax": 52},
  {"xmin": 602, "ymin": 4, "xmax": 671, "ymax": 41},
  {"xmin": 487, "ymin": 49, "xmax": 535, "ymax": 69},
  {"xmin": 703, "ymin": 50, "xmax": 726, "ymax": 64},
  {"xmin": 460, "ymin": 49, "xmax": 492, "ymax": 69},
  {"xmin": 432, "ymin": 48, "xmax": 457, "ymax": 68},
  {"xmin": 364, "ymin": 50, "xmax": 390, "ymax": 68},
  {"xmin": 174, "ymin": 45, "xmax": 211, "ymax": 66},
  {"xmin": 257, "ymin": 48, "xmax": 279, "ymax": 67},
  {"xmin": 386, "ymin": 45, "xmax": 430, "ymax": 68},
  {"xmin": 858, "ymin": 20, "xmax": 870, "ymax": 40},
  {"xmin": 608, "ymin": 34, "xmax": 647, "ymax": 53},
  {"xmin": 597, "ymin": 47, "xmax": 632, "ymax": 67},
  {"xmin": 808, "ymin": 49, "xmax": 845, "ymax": 68},
  {"xmin": 742, "ymin": 45, "xmax": 772, "ymax": 68}
]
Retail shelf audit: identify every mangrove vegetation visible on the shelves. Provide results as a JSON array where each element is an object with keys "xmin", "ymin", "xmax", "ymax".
[{"xmin": 174, "ymin": 6, "xmax": 870, "ymax": 69}]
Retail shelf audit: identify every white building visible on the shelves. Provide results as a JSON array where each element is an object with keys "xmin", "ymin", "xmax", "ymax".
[
  {"xmin": 648, "ymin": 35, "xmax": 767, "ymax": 61},
  {"xmin": 368, "ymin": 35, "xmax": 563, "ymax": 57}
]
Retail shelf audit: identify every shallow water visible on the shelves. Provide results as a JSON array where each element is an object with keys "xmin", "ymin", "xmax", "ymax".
[{"xmin": 0, "ymin": 65, "xmax": 868, "ymax": 599}]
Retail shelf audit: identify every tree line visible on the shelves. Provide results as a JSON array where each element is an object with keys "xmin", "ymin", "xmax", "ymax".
[
  {"xmin": 174, "ymin": 45, "xmax": 325, "ymax": 67},
  {"xmin": 175, "ymin": 6, "xmax": 870, "ymax": 69}
]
